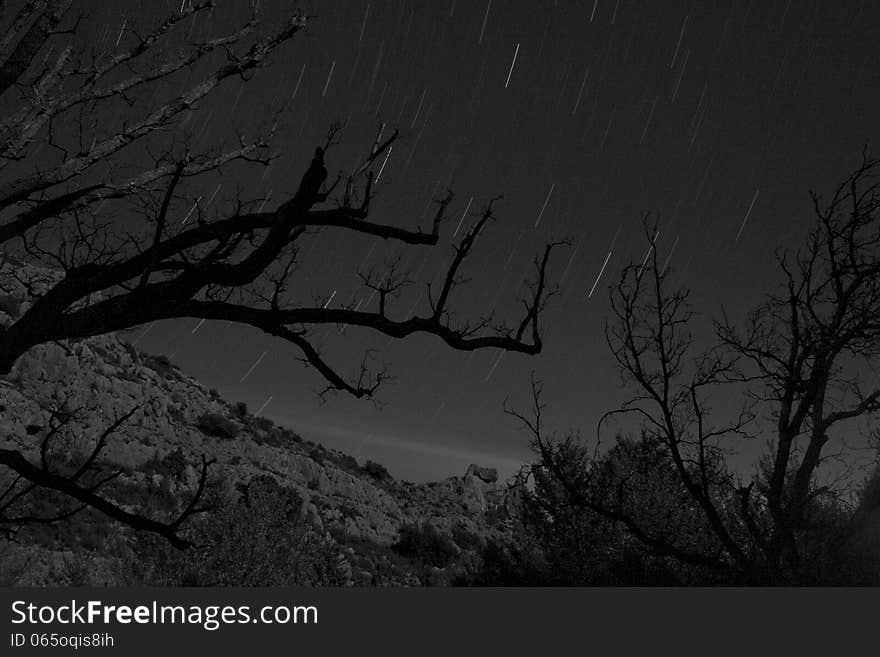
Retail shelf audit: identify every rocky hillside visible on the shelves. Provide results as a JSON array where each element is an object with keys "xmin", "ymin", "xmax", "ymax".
[{"xmin": 0, "ymin": 263, "xmax": 519, "ymax": 586}]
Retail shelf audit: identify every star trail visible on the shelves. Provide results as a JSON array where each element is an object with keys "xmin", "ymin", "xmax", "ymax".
[{"xmin": 131, "ymin": 0, "xmax": 880, "ymax": 482}]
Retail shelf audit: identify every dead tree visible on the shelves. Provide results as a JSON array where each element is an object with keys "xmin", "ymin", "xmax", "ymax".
[
  {"xmin": 0, "ymin": 5, "xmax": 560, "ymax": 543},
  {"xmin": 506, "ymin": 373, "xmax": 742, "ymax": 576},
  {"xmin": 715, "ymin": 151, "xmax": 880, "ymax": 580},
  {"xmin": 513, "ymin": 153, "xmax": 880, "ymax": 584},
  {"xmin": 0, "ymin": 402, "xmax": 212, "ymax": 548}
]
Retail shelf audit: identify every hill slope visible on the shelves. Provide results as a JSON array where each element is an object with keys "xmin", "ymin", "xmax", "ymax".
[{"xmin": 0, "ymin": 263, "xmax": 517, "ymax": 586}]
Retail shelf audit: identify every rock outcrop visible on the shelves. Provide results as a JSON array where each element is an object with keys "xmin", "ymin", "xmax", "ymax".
[
  {"xmin": 466, "ymin": 464, "xmax": 499, "ymax": 484},
  {"xmin": 0, "ymin": 264, "xmax": 514, "ymax": 585}
]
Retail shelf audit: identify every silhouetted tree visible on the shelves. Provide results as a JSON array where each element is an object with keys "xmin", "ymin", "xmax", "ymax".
[
  {"xmin": 513, "ymin": 153, "xmax": 880, "ymax": 584},
  {"xmin": 0, "ymin": 399, "xmax": 211, "ymax": 548},
  {"xmin": 506, "ymin": 377, "xmax": 740, "ymax": 582},
  {"xmin": 0, "ymin": 5, "xmax": 559, "ymax": 544}
]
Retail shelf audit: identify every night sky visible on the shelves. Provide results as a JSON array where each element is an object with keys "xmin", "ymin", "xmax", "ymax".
[{"xmin": 125, "ymin": 0, "xmax": 880, "ymax": 482}]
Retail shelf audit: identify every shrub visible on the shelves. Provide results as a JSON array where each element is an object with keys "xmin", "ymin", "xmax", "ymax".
[
  {"xmin": 142, "ymin": 448, "xmax": 189, "ymax": 481},
  {"xmin": 364, "ymin": 460, "xmax": 390, "ymax": 481},
  {"xmin": 129, "ymin": 476, "xmax": 346, "ymax": 586},
  {"xmin": 195, "ymin": 412, "xmax": 239, "ymax": 440},
  {"xmin": 451, "ymin": 521, "xmax": 483, "ymax": 552},
  {"xmin": 392, "ymin": 522, "xmax": 458, "ymax": 568},
  {"xmin": 232, "ymin": 401, "xmax": 248, "ymax": 418},
  {"xmin": 254, "ymin": 416, "xmax": 274, "ymax": 432},
  {"xmin": 253, "ymin": 427, "xmax": 294, "ymax": 448},
  {"xmin": 143, "ymin": 353, "xmax": 176, "ymax": 378},
  {"xmin": 279, "ymin": 427, "xmax": 303, "ymax": 444},
  {"xmin": 334, "ymin": 453, "xmax": 359, "ymax": 472}
]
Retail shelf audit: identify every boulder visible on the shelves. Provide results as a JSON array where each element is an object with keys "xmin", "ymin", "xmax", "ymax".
[{"xmin": 465, "ymin": 464, "xmax": 498, "ymax": 483}]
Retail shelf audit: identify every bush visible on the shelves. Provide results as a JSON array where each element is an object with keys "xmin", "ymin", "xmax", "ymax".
[
  {"xmin": 364, "ymin": 460, "xmax": 390, "ymax": 481},
  {"xmin": 334, "ymin": 453, "xmax": 359, "ymax": 473},
  {"xmin": 253, "ymin": 427, "xmax": 296, "ymax": 448},
  {"xmin": 280, "ymin": 427, "xmax": 303, "ymax": 444},
  {"xmin": 129, "ymin": 476, "xmax": 346, "ymax": 586},
  {"xmin": 142, "ymin": 448, "xmax": 189, "ymax": 480},
  {"xmin": 451, "ymin": 521, "xmax": 483, "ymax": 552},
  {"xmin": 232, "ymin": 401, "xmax": 248, "ymax": 418},
  {"xmin": 143, "ymin": 353, "xmax": 176, "ymax": 378},
  {"xmin": 195, "ymin": 412, "xmax": 239, "ymax": 440},
  {"xmin": 254, "ymin": 416, "xmax": 274, "ymax": 432},
  {"xmin": 392, "ymin": 522, "xmax": 458, "ymax": 568}
]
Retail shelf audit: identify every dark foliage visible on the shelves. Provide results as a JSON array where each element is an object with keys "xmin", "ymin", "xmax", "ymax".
[
  {"xmin": 142, "ymin": 353, "xmax": 176, "ymax": 379},
  {"xmin": 364, "ymin": 459, "xmax": 390, "ymax": 481},
  {"xmin": 130, "ymin": 475, "xmax": 346, "ymax": 586},
  {"xmin": 195, "ymin": 412, "xmax": 239, "ymax": 440},
  {"xmin": 472, "ymin": 431, "xmax": 880, "ymax": 585},
  {"xmin": 392, "ymin": 522, "xmax": 458, "ymax": 569}
]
